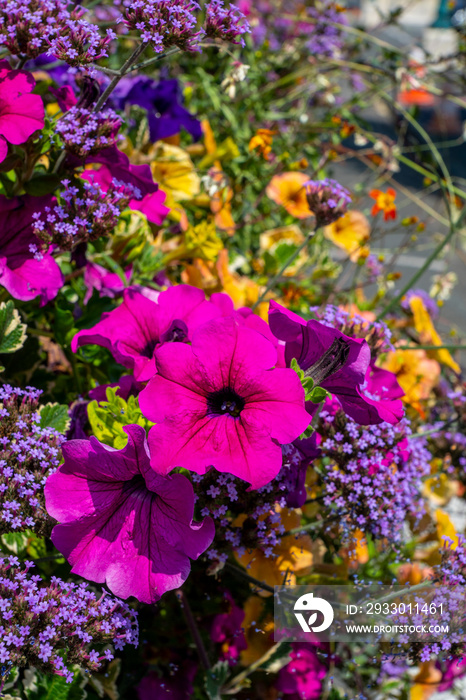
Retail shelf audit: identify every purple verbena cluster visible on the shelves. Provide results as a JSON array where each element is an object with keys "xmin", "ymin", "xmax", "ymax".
[
  {"xmin": 306, "ymin": 0, "xmax": 346, "ymax": 58},
  {"xmin": 0, "ymin": 556, "xmax": 138, "ymax": 682},
  {"xmin": 205, "ymin": 0, "xmax": 250, "ymax": 47},
  {"xmin": 0, "ymin": 385, "xmax": 63, "ymax": 538},
  {"xmin": 55, "ymin": 107, "xmax": 123, "ymax": 158},
  {"xmin": 0, "ymin": 0, "xmax": 115, "ymax": 64},
  {"xmin": 32, "ymin": 178, "xmax": 141, "ymax": 250},
  {"xmin": 304, "ymin": 177, "xmax": 351, "ymax": 227},
  {"xmin": 119, "ymin": 0, "xmax": 202, "ymax": 53},
  {"xmin": 317, "ymin": 405, "xmax": 430, "ymax": 540},
  {"xmin": 309, "ymin": 303, "xmax": 394, "ymax": 354}
]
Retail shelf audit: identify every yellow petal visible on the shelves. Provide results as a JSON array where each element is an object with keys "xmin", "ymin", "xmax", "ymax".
[{"xmin": 409, "ymin": 296, "xmax": 460, "ymax": 373}]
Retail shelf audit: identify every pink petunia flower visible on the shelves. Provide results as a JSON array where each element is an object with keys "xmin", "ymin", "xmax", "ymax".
[
  {"xmin": 139, "ymin": 316, "xmax": 310, "ymax": 489},
  {"xmin": 44, "ymin": 424, "xmax": 214, "ymax": 604},
  {"xmin": 83, "ymin": 261, "xmax": 132, "ymax": 305},
  {"xmin": 71, "ymin": 284, "xmax": 222, "ymax": 381},
  {"xmin": 0, "ymin": 61, "xmax": 44, "ymax": 163},
  {"xmin": 0, "ymin": 194, "xmax": 63, "ymax": 304},
  {"xmin": 277, "ymin": 643, "xmax": 327, "ymax": 699}
]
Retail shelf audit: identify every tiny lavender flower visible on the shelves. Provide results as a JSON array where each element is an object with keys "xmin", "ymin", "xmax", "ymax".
[
  {"xmin": 0, "ymin": 556, "xmax": 138, "ymax": 682},
  {"xmin": 205, "ymin": 0, "xmax": 250, "ymax": 46},
  {"xmin": 0, "ymin": 0, "xmax": 115, "ymax": 64},
  {"xmin": 32, "ymin": 178, "xmax": 142, "ymax": 250},
  {"xmin": 0, "ymin": 385, "xmax": 64, "ymax": 537},
  {"xmin": 304, "ymin": 178, "xmax": 351, "ymax": 227},
  {"xmin": 120, "ymin": 0, "xmax": 202, "ymax": 53},
  {"xmin": 55, "ymin": 107, "xmax": 123, "ymax": 158}
]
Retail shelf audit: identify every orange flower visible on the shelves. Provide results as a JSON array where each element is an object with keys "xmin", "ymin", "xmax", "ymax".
[
  {"xmin": 266, "ymin": 172, "xmax": 313, "ymax": 219},
  {"xmin": 369, "ymin": 187, "xmax": 397, "ymax": 220},
  {"xmin": 324, "ymin": 210, "xmax": 370, "ymax": 261},
  {"xmin": 248, "ymin": 128, "xmax": 276, "ymax": 160},
  {"xmin": 382, "ymin": 345, "xmax": 440, "ymax": 416}
]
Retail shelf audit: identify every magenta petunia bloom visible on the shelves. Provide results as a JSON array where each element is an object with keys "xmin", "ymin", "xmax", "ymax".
[
  {"xmin": 277, "ymin": 643, "xmax": 327, "ymax": 699},
  {"xmin": 211, "ymin": 592, "xmax": 247, "ymax": 664},
  {"xmin": 83, "ymin": 260, "xmax": 131, "ymax": 305},
  {"xmin": 139, "ymin": 316, "xmax": 310, "ymax": 489},
  {"xmin": 44, "ymin": 424, "xmax": 214, "ymax": 604},
  {"xmin": 268, "ymin": 300, "xmax": 403, "ymax": 426},
  {"xmin": 0, "ymin": 61, "xmax": 44, "ymax": 162},
  {"xmin": 0, "ymin": 194, "xmax": 63, "ymax": 304},
  {"xmin": 71, "ymin": 284, "xmax": 222, "ymax": 381}
]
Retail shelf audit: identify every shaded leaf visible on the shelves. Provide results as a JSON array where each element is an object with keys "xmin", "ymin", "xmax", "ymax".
[
  {"xmin": 0, "ymin": 301, "xmax": 27, "ymax": 355},
  {"xmin": 39, "ymin": 403, "xmax": 70, "ymax": 433}
]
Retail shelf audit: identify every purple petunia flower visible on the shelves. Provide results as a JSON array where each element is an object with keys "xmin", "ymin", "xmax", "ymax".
[
  {"xmin": 44, "ymin": 424, "xmax": 214, "ymax": 604},
  {"xmin": 83, "ymin": 261, "xmax": 132, "ymax": 305},
  {"xmin": 0, "ymin": 61, "xmax": 44, "ymax": 163},
  {"xmin": 139, "ymin": 315, "xmax": 310, "ymax": 489},
  {"xmin": 0, "ymin": 195, "xmax": 63, "ymax": 304},
  {"xmin": 71, "ymin": 285, "xmax": 222, "ymax": 381},
  {"xmin": 269, "ymin": 300, "xmax": 404, "ymax": 426},
  {"xmin": 113, "ymin": 77, "xmax": 202, "ymax": 142},
  {"xmin": 277, "ymin": 643, "xmax": 327, "ymax": 699}
]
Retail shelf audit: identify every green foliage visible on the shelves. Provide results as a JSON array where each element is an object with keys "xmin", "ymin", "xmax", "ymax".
[
  {"xmin": 205, "ymin": 660, "xmax": 230, "ymax": 700},
  {"xmin": 53, "ymin": 301, "xmax": 77, "ymax": 347},
  {"xmin": 0, "ymin": 301, "xmax": 27, "ymax": 363},
  {"xmin": 87, "ymin": 386, "xmax": 155, "ymax": 448},
  {"xmin": 290, "ymin": 357, "xmax": 332, "ymax": 404},
  {"xmin": 21, "ymin": 668, "xmax": 88, "ymax": 700},
  {"xmin": 39, "ymin": 403, "xmax": 70, "ymax": 433}
]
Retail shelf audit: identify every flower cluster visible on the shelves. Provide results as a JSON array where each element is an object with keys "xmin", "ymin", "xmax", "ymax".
[
  {"xmin": 205, "ymin": 0, "xmax": 250, "ymax": 46},
  {"xmin": 304, "ymin": 177, "xmax": 352, "ymax": 227},
  {"xmin": 32, "ymin": 178, "xmax": 142, "ymax": 250},
  {"xmin": 317, "ymin": 403, "xmax": 430, "ymax": 540},
  {"xmin": 54, "ymin": 107, "xmax": 123, "ymax": 158},
  {"xmin": 306, "ymin": 1, "xmax": 347, "ymax": 58},
  {"xmin": 0, "ymin": 556, "xmax": 138, "ymax": 682},
  {"xmin": 120, "ymin": 0, "xmax": 202, "ymax": 53},
  {"xmin": 0, "ymin": 385, "xmax": 64, "ymax": 537},
  {"xmin": 0, "ymin": 0, "xmax": 115, "ymax": 64},
  {"xmin": 309, "ymin": 304, "xmax": 394, "ymax": 354}
]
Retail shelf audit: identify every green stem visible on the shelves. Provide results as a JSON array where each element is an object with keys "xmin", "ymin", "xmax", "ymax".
[
  {"xmin": 376, "ymin": 208, "xmax": 466, "ymax": 321},
  {"xmin": 93, "ymin": 42, "xmax": 149, "ymax": 112},
  {"xmin": 251, "ymin": 230, "xmax": 317, "ymax": 310}
]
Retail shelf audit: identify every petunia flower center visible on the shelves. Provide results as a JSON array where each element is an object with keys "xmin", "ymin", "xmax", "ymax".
[
  {"xmin": 160, "ymin": 319, "xmax": 189, "ymax": 344},
  {"xmin": 207, "ymin": 387, "xmax": 245, "ymax": 418},
  {"xmin": 303, "ymin": 337, "xmax": 350, "ymax": 385}
]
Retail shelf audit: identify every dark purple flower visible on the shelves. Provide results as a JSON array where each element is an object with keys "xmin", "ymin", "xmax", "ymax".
[
  {"xmin": 45, "ymin": 424, "xmax": 215, "ymax": 604},
  {"xmin": 0, "ymin": 194, "xmax": 63, "ymax": 304},
  {"xmin": 211, "ymin": 591, "xmax": 247, "ymax": 664},
  {"xmin": 113, "ymin": 77, "xmax": 202, "ymax": 142},
  {"xmin": 269, "ymin": 301, "xmax": 403, "ymax": 426}
]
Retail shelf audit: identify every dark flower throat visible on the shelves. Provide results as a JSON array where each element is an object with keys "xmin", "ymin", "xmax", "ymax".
[
  {"xmin": 304, "ymin": 337, "xmax": 350, "ymax": 384},
  {"xmin": 207, "ymin": 387, "xmax": 245, "ymax": 418}
]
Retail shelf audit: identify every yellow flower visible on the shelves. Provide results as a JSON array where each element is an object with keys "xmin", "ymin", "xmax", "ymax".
[
  {"xmin": 266, "ymin": 172, "xmax": 313, "ymax": 219},
  {"xmin": 240, "ymin": 597, "xmax": 275, "ymax": 667},
  {"xmin": 259, "ymin": 225, "xmax": 307, "ymax": 276},
  {"xmin": 409, "ymin": 295, "xmax": 460, "ymax": 373},
  {"xmin": 324, "ymin": 210, "xmax": 370, "ymax": 261},
  {"xmin": 162, "ymin": 220, "xmax": 223, "ymax": 264},
  {"xmin": 151, "ymin": 142, "xmax": 200, "ymax": 203},
  {"xmin": 382, "ymin": 345, "xmax": 440, "ymax": 416},
  {"xmin": 234, "ymin": 508, "xmax": 315, "ymax": 592},
  {"xmin": 201, "ymin": 121, "xmax": 236, "ymax": 235},
  {"xmin": 216, "ymin": 249, "xmax": 268, "ymax": 319},
  {"xmin": 248, "ymin": 128, "xmax": 276, "ymax": 160}
]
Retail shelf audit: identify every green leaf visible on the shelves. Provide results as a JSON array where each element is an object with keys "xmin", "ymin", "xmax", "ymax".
[
  {"xmin": 0, "ymin": 301, "xmax": 27, "ymax": 354},
  {"xmin": 23, "ymin": 667, "xmax": 88, "ymax": 700},
  {"xmin": 88, "ymin": 386, "xmax": 154, "ymax": 448},
  {"xmin": 24, "ymin": 173, "xmax": 61, "ymax": 196},
  {"xmin": 205, "ymin": 661, "xmax": 230, "ymax": 700},
  {"xmin": 40, "ymin": 403, "xmax": 70, "ymax": 433},
  {"xmin": 308, "ymin": 386, "xmax": 332, "ymax": 404},
  {"xmin": 53, "ymin": 303, "xmax": 76, "ymax": 346},
  {"xmin": 1, "ymin": 531, "xmax": 29, "ymax": 555}
]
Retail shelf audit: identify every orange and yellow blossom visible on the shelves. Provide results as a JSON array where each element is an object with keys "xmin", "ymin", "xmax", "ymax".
[
  {"xmin": 324, "ymin": 210, "xmax": 370, "ymax": 261},
  {"xmin": 369, "ymin": 187, "xmax": 397, "ymax": 220},
  {"xmin": 234, "ymin": 508, "xmax": 317, "ymax": 592},
  {"xmin": 266, "ymin": 172, "xmax": 313, "ymax": 219},
  {"xmin": 408, "ymin": 295, "xmax": 460, "ymax": 373},
  {"xmin": 249, "ymin": 128, "xmax": 276, "ymax": 160},
  {"xmin": 240, "ymin": 596, "xmax": 275, "ymax": 667},
  {"xmin": 382, "ymin": 344, "xmax": 440, "ymax": 416}
]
